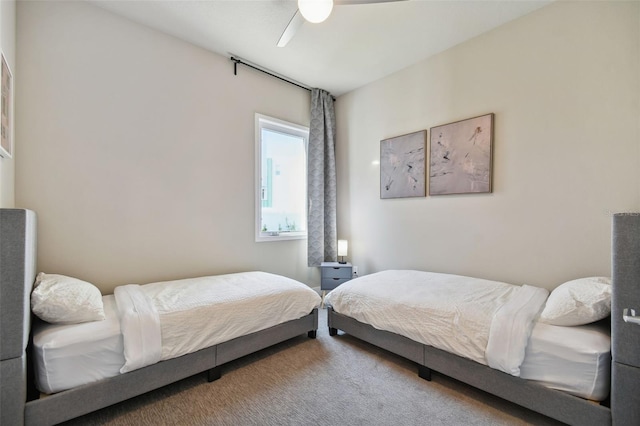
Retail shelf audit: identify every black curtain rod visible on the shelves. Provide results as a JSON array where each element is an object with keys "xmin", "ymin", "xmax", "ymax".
[
  {"xmin": 230, "ymin": 56, "xmax": 335, "ymax": 101},
  {"xmin": 231, "ymin": 56, "xmax": 311, "ymax": 92}
]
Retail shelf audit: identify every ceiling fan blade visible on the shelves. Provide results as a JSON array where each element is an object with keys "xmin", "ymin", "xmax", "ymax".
[
  {"xmin": 277, "ymin": 10, "xmax": 305, "ymax": 47},
  {"xmin": 335, "ymin": 0, "xmax": 407, "ymax": 4}
]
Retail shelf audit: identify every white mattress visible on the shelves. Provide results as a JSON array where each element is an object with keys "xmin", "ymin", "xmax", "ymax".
[
  {"xmin": 325, "ymin": 270, "xmax": 548, "ymax": 376},
  {"xmin": 33, "ymin": 272, "xmax": 321, "ymax": 394},
  {"xmin": 326, "ymin": 270, "xmax": 611, "ymax": 401},
  {"xmin": 520, "ymin": 320, "xmax": 611, "ymax": 401},
  {"xmin": 32, "ymin": 295, "xmax": 124, "ymax": 394},
  {"xmin": 116, "ymin": 271, "xmax": 321, "ymax": 372}
]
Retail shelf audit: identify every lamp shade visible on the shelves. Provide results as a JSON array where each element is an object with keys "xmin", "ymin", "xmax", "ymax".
[
  {"xmin": 298, "ymin": 0, "xmax": 334, "ymax": 24},
  {"xmin": 337, "ymin": 240, "xmax": 348, "ymax": 257}
]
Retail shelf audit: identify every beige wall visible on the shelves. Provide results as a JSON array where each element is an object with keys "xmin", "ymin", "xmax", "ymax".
[
  {"xmin": 0, "ymin": 0, "xmax": 15, "ymax": 207},
  {"xmin": 335, "ymin": 1, "xmax": 640, "ymax": 290},
  {"xmin": 16, "ymin": 1, "xmax": 315, "ymax": 293},
  {"xmin": 16, "ymin": 1, "xmax": 640, "ymax": 294}
]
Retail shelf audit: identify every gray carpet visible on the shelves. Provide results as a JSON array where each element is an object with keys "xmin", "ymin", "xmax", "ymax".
[{"xmin": 63, "ymin": 308, "xmax": 564, "ymax": 425}]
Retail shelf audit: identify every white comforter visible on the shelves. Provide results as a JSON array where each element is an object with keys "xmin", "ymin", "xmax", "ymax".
[
  {"xmin": 325, "ymin": 270, "xmax": 548, "ymax": 376},
  {"xmin": 114, "ymin": 271, "xmax": 321, "ymax": 373}
]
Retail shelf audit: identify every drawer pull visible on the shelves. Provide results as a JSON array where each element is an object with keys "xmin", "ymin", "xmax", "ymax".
[{"xmin": 623, "ymin": 308, "xmax": 640, "ymax": 325}]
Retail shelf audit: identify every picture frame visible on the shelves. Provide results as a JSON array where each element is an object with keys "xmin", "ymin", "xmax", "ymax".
[
  {"xmin": 429, "ymin": 113, "xmax": 494, "ymax": 195},
  {"xmin": 380, "ymin": 130, "xmax": 426, "ymax": 199},
  {"xmin": 0, "ymin": 52, "xmax": 13, "ymax": 159}
]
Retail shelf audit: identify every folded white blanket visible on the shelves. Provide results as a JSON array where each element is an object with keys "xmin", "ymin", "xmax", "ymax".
[
  {"xmin": 115, "ymin": 271, "xmax": 321, "ymax": 373},
  {"xmin": 114, "ymin": 284, "xmax": 162, "ymax": 373},
  {"xmin": 325, "ymin": 270, "xmax": 548, "ymax": 376}
]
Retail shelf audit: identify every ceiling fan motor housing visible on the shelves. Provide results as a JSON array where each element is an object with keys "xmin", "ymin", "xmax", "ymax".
[{"xmin": 298, "ymin": 0, "xmax": 334, "ymax": 23}]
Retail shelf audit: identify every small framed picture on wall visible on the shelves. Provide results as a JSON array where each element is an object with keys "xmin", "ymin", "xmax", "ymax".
[
  {"xmin": 429, "ymin": 113, "xmax": 494, "ymax": 195},
  {"xmin": 0, "ymin": 52, "xmax": 13, "ymax": 159},
  {"xmin": 380, "ymin": 130, "xmax": 427, "ymax": 199}
]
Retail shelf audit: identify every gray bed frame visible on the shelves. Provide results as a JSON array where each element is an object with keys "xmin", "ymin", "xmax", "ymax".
[
  {"xmin": 0, "ymin": 209, "xmax": 319, "ymax": 426},
  {"xmin": 328, "ymin": 213, "xmax": 640, "ymax": 426}
]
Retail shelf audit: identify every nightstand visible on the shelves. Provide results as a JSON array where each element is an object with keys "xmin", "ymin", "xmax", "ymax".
[{"xmin": 320, "ymin": 262, "xmax": 352, "ymax": 307}]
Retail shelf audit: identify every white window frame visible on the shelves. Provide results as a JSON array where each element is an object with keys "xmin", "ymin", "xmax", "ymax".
[{"xmin": 255, "ymin": 113, "xmax": 309, "ymax": 242}]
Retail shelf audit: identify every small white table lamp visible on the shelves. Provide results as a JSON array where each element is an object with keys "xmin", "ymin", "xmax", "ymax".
[{"xmin": 338, "ymin": 240, "xmax": 348, "ymax": 264}]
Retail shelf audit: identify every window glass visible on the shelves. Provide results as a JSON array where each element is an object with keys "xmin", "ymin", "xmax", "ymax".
[{"xmin": 256, "ymin": 114, "xmax": 308, "ymax": 242}]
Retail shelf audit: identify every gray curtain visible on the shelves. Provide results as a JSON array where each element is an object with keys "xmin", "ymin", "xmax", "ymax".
[{"xmin": 307, "ymin": 88, "xmax": 337, "ymax": 267}]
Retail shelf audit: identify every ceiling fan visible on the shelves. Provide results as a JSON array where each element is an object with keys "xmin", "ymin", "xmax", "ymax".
[{"xmin": 277, "ymin": 0, "xmax": 406, "ymax": 47}]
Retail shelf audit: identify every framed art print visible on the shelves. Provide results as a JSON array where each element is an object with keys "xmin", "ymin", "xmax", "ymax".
[
  {"xmin": 0, "ymin": 52, "xmax": 13, "ymax": 159},
  {"xmin": 380, "ymin": 130, "xmax": 426, "ymax": 199},
  {"xmin": 429, "ymin": 113, "xmax": 494, "ymax": 195}
]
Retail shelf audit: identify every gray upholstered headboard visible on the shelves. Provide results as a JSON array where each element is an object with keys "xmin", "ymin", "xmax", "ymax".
[
  {"xmin": 611, "ymin": 212, "xmax": 640, "ymax": 423},
  {"xmin": 1, "ymin": 209, "xmax": 37, "ymax": 425}
]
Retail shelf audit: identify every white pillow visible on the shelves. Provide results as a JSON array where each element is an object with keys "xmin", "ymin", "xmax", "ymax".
[
  {"xmin": 540, "ymin": 277, "xmax": 611, "ymax": 326},
  {"xmin": 31, "ymin": 272, "xmax": 106, "ymax": 324}
]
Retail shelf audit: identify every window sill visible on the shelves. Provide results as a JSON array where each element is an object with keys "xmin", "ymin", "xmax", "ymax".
[{"xmin": 256, "ymin": 232, "xmax": 307, "ymax": 242}]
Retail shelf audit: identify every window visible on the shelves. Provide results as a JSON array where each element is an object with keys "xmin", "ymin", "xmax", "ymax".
[{"xmin": 255, "ymin": 114, "xmax": 308, "ymax": 242}]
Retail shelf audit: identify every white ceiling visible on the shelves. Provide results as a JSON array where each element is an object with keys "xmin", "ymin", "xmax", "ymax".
[{"xmin": 90, "ymin": 0, "xmax": 551, "ymax": 96}]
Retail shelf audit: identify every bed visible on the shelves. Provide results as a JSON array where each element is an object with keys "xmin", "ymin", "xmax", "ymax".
[
  {"xmin": 0, "ymin": 208, "xmax": 321, "ymax": 426},
  {"xmin": 325, "ymin": 213, "xmax": 640, "ymax": 426}
]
